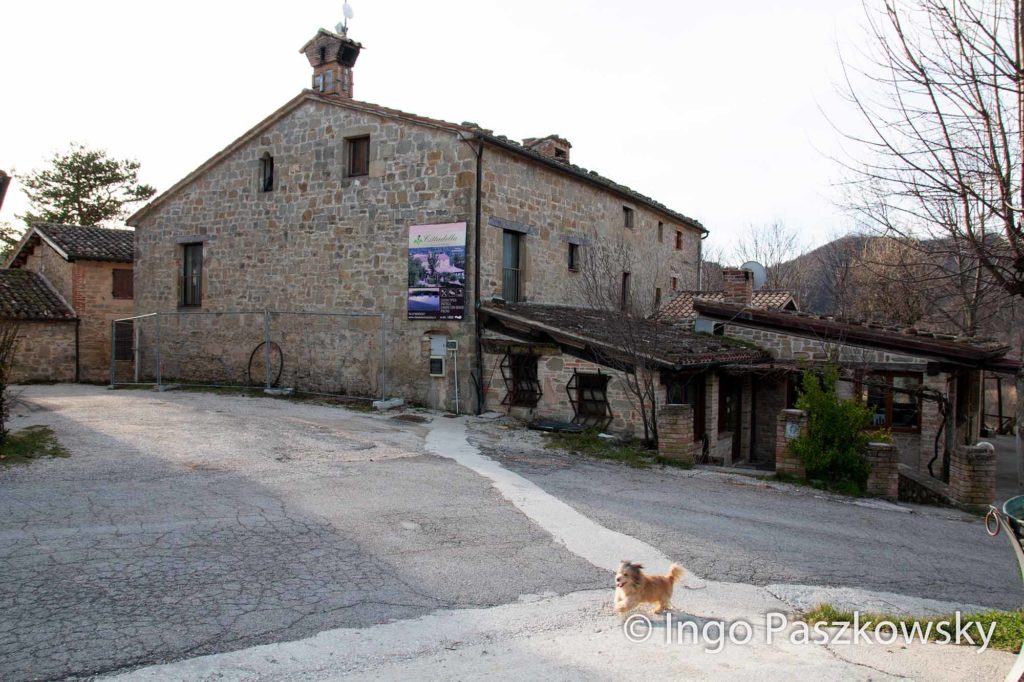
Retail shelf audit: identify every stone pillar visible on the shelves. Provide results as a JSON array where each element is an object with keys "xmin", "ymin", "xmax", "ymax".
[
  {"xmin": 739, "ymin": 376, "xmax": 753, "ymax": 463},
  {"xmin": 861, "ymin": 442, "xmax": 899, "ymax": 500},
  {"xmin": 776, "ymin": 409, "xmax": 807, "ymax": 477},
  {"xmin": 705, "ymin": 373, "xmax": 719, "ymax": 459},
  {"xmin": 659, "ymin": 403, "xmax": 694, "ymax": 464},
  {"xmin": 949, "ymin": 442, "xmax": 996, "ymax": 505}
]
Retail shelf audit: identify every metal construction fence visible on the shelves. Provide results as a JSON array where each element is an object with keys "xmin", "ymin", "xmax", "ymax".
[{"xmin": 111, "ymin": 310, "xmax": 386, "ymax": 400}]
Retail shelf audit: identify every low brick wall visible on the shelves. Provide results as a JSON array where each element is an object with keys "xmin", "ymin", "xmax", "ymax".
[
  {"xmin": 861, "ymin": 442, "xmax": 899, "ymax": 500},
  {"xmin": 659, "ymin": 403, "xmax": 693, "ymax": 464},
  {"xmin": 775, "ymin": 409, "xmax": 807, "ymax": 477},
  {"xmin": 949, "ymin": 443, "xmax": 996, "ymax": 506}
]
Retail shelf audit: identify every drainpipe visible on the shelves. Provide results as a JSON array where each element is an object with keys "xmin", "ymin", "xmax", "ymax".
[
  {"xmin": 74, "ymin": 318, "xmax": 80, "ymax": 382},
  {"xmin": 698, "ymin": 231, "xmax": 708, "ymax": 290},
  {"xmin": 473, "ymin": 139, "xmax": 485, "ymax": 414}
]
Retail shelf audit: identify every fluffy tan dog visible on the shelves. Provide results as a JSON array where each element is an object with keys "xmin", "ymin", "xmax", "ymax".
[{"xmin": 614, "ymin": 560, "xmax": 684, "ymax": 615}]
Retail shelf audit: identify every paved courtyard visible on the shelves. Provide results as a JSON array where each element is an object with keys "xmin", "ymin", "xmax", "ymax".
[{"xmin": 0, "ymin": 385, "xmax": 1019, "ymax": 680}]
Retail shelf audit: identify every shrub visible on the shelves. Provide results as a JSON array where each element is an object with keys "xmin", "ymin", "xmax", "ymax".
[{"xmin": 790, "ymin": 365, "xmax": 874, "ymax": 493}]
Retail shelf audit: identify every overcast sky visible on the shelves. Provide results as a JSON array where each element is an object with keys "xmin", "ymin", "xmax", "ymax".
[{"xmin": 0, "ymin": 0, "xmax": 870, "ymax": 257}]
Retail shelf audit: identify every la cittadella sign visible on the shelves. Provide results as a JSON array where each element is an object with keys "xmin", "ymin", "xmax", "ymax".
[{"xmin": 407, "ymin": 222, "xmax": 467, "ymax": 320}]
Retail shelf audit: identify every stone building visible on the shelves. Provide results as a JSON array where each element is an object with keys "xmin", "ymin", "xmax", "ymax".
[
  {"xmin": 689, "ymin": 267, "xmax": 1015, "ymax": 485},
  {"xmin": 4, "ymin": 224, "xmax": 134, "ymax": 382},
  {"xmin": 127, "ymin": 26, "xmax": 708, "ymax": 411}
]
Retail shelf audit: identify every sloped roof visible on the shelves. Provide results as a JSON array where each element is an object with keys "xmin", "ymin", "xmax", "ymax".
[
  {"xmin": 128, "ymin": 91, "xmax": 705, "ymax": 233},
  {"xmin": 0, "ymin": 270, "xmax": 76, "ymax": 321},
  {"xmin": 693, "ymin": 299, "xmax": 1011, "ymax": 367},
  {"xmin": 659, "ymin": 289, "xmax": 796, "ymax": 322},
  {"xmin": 481, "ymin": 302, "xmax": 767, "ymax": 370},
  {"xmin": 6, "ymin": 224, "xmax": 134, "ymax": 268}
]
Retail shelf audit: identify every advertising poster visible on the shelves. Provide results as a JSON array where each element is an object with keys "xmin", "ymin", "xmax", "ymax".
[{"xmin": 407, "ymin": 222, "xmax": 467, "ymax": 320}]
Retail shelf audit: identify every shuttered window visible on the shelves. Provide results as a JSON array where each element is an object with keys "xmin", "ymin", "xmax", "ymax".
[
  {"xmin": 112, "ymin": 269, "xmax": 133, "ymax": 299},
  {"xmin": 348, "ymin": 136, "xmax": 370, "ymax": 177}
]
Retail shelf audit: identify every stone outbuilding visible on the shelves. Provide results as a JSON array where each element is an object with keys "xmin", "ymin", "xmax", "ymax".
[
  {"xmin": 0, "ymin": 269, "xmax": 77, "ymax": 382},
  {"xmin": 5, "ymin": 224, "xmax": 135, "ymax": 382}
]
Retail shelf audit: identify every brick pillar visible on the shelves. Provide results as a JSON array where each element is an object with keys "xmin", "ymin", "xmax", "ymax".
[
  {"xmin": 659, "ymin": 403, "xmax": 694, "ymax": 464},
  {"xmin": 861, "ymin": 442, "xmax": 899, "ymax": 499},
  {"xmin": 949, "ymin": 442, "xmax": 996, "ymax": 505},
  {"xmin": 776, "ymin": 409, "xmax": 807, "ymax": 477}
]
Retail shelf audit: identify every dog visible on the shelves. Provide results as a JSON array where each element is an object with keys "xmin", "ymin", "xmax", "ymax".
[{"xmin": 614, "ymin": 560, "xmax": 684, "ymax": 615}]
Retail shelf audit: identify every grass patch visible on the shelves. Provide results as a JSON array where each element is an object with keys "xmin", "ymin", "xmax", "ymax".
[
  {"xmin": 543, "ymin": 428, "xmax": 691, "ymax": 469},
  {"xmin": 0, "ymin": 425, "xmax": 68, "ymax": 465},
  {"xmin": 802, "ymin": 603, "xmax": 1024, "ymax": 652}
]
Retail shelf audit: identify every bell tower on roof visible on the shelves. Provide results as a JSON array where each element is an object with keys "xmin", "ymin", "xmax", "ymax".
[{"xmin": 299, "ymin": 3, "xmax": 363, "ymax": 99}]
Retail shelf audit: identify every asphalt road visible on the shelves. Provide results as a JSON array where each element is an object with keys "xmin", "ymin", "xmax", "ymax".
[
  {"xmin": 468, "ymin": 422, "xmax": 1024, "ymax": 612},
  {"xmin": 0, "ymin": 386, "xmax": 604, "ymax": 681}
]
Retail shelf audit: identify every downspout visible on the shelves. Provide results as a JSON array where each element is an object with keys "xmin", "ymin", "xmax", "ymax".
[
  {"xmin": 698, "ymin": 231, "xmax": 708, "ymax": 290},
  {"xmin": 74, "ymin": 318, "xmax": 80, "ymax": 383},
  {"xmin": 474, "ymin": 138, "xmax": 485, "ymax": 414}
]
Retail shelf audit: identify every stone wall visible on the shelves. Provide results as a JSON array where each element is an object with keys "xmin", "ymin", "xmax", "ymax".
[
  {"xmin": 10, "ymin": 320, "xmax": 76, "ymax": 383},
  {"xmin": 949, "ymin": 443, "xmax": 996, "ymax": 506},
  {"xmin": 20, "ymin": 241, "xmax": 73, "ymax": 303},
  {"xmin": 482, "ymin": 344, "xmax": 661, "ymax": 436},
  {"xmin": 479, "ymin": 146, "xmax": 701, "ymax": 307},
  {"xmin": 862, "ymin": 442, "xmax": 899, "ymax": 500},
  {"xmin": 133, "ymin": 100, "xmax": 477, "ymax": 409},
  {"xmin": 753, "ymin": 377, "xmax": 787, "ymax": 464}
]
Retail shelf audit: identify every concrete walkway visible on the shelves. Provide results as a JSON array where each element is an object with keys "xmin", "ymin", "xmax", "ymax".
[{"xmin": 112, "ymin": 416, "xmax": 1019, "ymax": 681}]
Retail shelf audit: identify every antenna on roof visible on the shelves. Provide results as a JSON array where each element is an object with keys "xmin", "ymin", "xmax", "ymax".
[
  {"xmin": 336, "ymin": 1, "xmax": 355, "ymax": 35},
  {"xmin": 741, "ymin": 261, "xmax": 767, "ymax": 290}
]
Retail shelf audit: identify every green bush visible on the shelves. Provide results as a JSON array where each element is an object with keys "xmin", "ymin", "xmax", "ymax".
[{"xmin": 790, "ymin": 365, "xmax": 874, "ymax": 493}]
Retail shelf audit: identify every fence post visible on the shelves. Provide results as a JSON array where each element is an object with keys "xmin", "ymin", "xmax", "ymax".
[
  {"xmin": 264, "ymin": 310, "xmax": 272, "ymax": 390},
  {"xmin": 155, "ymin": 313, "xmax": 162, "ymax": 388},
  {"xmin": 109, "ymin": 320, "xmax": 117, "ymax": 386}
]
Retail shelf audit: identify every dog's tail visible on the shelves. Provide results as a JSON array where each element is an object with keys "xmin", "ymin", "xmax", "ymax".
[{"xmin": 667, "ymin": 563, "xmax": 685, "ymax": 583}]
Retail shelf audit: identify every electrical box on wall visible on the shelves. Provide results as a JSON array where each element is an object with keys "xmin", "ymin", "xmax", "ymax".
[
  {"xmin": 429, "ymin": 357, "xmax": 446, "ymax": 376},
  {"xmin": 446, "ymin": 339, "xmax": 459, "ymax": 352}
]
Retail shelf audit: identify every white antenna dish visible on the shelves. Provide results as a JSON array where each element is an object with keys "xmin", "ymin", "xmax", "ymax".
[
  {"xmin": 343, "ymin": 1, "xmax": 354, "ymax": 19},
  {"xmin": 741, "ymin": 260, "xmax": 767, "ymax": 290},
  {"xmin": 336, "ymin": 1, "xmax": 354, "ymax": 34}
]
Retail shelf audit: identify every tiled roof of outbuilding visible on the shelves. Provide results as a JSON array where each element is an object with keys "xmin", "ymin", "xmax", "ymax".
[
  {"xmin": 0, "ymin": 269, "xmax": 76, "ymax": 321},
  {"xmin": 658, "ymin": 290, "xmax": 797, "ymax": 321},
  {"xmin": 32, "ymin": 224, "xmax": 134, "ymax": 263},
  {"xmin": 481, "ymin": 302, "xmax": 767, "ymax": 369}
]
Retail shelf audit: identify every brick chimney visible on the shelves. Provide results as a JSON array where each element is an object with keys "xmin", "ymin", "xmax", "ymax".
[
  {"xmin": 300, "ymin": 28, "xmax": 363, "ymax": 99},
  {"xmin": 522, "ymin": 135, "xmax": 571, "ymax": 163},
  {"xmin": 721, "ymin": 267, "xmax": 753, "ymax": 305}
]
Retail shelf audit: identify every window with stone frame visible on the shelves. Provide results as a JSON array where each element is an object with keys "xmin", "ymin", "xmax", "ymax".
[
  {"xmin": 623, "ymin": 206, "xmax": 635, "ymax": 229},
  {"xmin": 112, "ymin": 269, "xmax": 133, "ymax": 299},
  {"xmin": 347, "ymin": 136, "xmax": 370, "ymax": 177},
  {"xmin": 658, "ymin": 221, "xmax": 664, "ymax": 242},
  {"xmin": 567, "ymin": 242, "xmax": 579, "ymax": 272},
  {"xmin": 860, "ymin": 371, "xmax": 922, "ymax": 432},
  {"xmin": 181, "ymin": 243, "xmax": 203, "ymax": 307},
  {"xmin": 259, "ymin": 153, "xmax": 274, "ymax": 192},
  {"xmin": 675, "ymin": 230, "xmax": 683, "ymax": 250}
]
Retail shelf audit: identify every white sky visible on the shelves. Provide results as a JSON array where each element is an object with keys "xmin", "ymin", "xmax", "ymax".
[{"xmin": 0, "ymin": 0, "xmax": 870, "ymax": 256}]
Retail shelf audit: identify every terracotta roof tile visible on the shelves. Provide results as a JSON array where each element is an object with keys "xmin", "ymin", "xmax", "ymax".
[
  {"xmin": 0, "ymin": 270, "xmax": 75, "ymax": 321},
  {"xmin": 659, "ymin": 289, "xmax": 796, "ymax": 321},
  {"xmin": 33, "ymin": 224, "xmax": 133, "ymax": 263}
]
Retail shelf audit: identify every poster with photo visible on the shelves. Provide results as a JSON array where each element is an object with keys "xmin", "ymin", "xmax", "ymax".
[{"xmin": 407, "ymin": 222, "xmax": 467, "ymax": 320}]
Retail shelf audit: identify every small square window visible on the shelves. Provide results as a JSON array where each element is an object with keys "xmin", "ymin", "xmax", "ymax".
[
  {"xmin": 623, "ymin": 206, "xmax": 635, "ymax": 229},
  {"xmin": 675, "ymin": 230, "xmax": 683, "ymax": 250},
  {"xmin": 568, "ymin": 243, "xmax": 579, "ymax": 271},
  {"xmin": 671, "ymin": 276, "xmax": 678, "ymax": 291},
  {"xmin": 348, "ymin": 136, "xmax": 370, "ymax": 177}
]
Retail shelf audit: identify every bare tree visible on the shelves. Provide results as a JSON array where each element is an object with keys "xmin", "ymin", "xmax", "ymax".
[
  {"xmin": 571, "ymin": 238, "xmax": 668, "ymax": 445},
  {"xmin": 837, "ymin": 0, "xmax": 1024, "ymax": 490},
  {"xmin": 699, "ymin": 242, "xmax": 726, "ymax": 291},
  {"xmin": 732, "ymin": 221, "xmax": 808, "ymax": 291}
]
